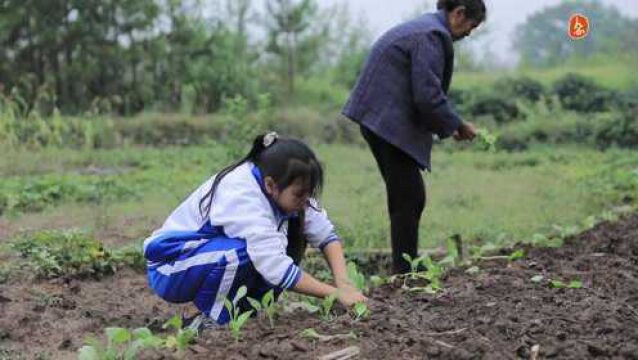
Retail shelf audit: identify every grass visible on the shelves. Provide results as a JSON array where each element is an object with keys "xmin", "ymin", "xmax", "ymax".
[
  {"xmin": 454, "ymin": 61, "xmax": 638, "ymax": 91},
  {"xmin": 0, "ymin": 143, "xmax": 635, "ymax": 255}
]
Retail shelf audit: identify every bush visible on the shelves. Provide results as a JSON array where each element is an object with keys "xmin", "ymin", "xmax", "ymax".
[
  {"xmin": 114, "ymin": 114, "xmax": 225, "ymax": 146},
  {"xmin": 592, "ymin": 109, "xmax": 638, "ymax": 149},
  {"xmin": 552, "ymin": 73, "xmax": 616, "ymax": 113},
  {"xmin": 464, "ymin": 92, "xmax": 520, "ymax": 124},
  {"xmin": 493, "ymin": 76, "xmax": 546, "ymax": 102}
]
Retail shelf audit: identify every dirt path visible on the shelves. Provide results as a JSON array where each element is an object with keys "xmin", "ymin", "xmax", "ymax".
[{"xmin": 1, "ymin": 215, "xmax": 637, "ymax": 359}]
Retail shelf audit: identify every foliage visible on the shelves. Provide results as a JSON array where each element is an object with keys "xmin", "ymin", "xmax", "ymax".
[
  {"xmin": 352, "ymin": 302, "xmax": 369, "ymax": 320},
  {"xmin": 224, "ymin": 286, "xmax": 254, "ymax": 342},
  {"xmin": 78, "ymin": 315, "xmax": 196, "ymax": 359},
  {"xmin": 552, "ymin": 73, "xmax": 617, "ymax": 113},
  {"xmin": 78, "ymin": 327, "xmax": 164, "ymax": 360},
  {"xmin": 247, "ymin": 289, "xmax": 278, "ymax": 328},
  {"xmin": 513, "ymin": 1, "xmax": 638, "ymax": 67},
  {"xmin": 162, "ymin": 315, "xmax": 197, "ymax": 351},
  {"xmin": 11, "ymin": 230, "xmax": 144, "ymax": 279},
  {"xmin": 346, "ymin": 261, "xmax": 368, "ymax": 293},
  {"xmin": 0, "ymin": 175, "xmax": 136, "ymax": 215}
]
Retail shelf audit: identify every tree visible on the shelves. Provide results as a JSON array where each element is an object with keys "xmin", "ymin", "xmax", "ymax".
[
  {"xmin": 264, "ymin": 0, "xmax": 327, "ymax": 95},
  {"xmin": 513, "ymin": 0, "xmax": 638, "ymax": 67}
]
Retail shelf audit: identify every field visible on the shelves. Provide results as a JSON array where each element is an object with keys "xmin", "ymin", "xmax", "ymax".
[{"xmin": 0, "ymin": 141, "xmax": 636, "ymax": 359}]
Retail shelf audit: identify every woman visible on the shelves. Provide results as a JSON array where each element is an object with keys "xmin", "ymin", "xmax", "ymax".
[{"xmin": 342, "ymin": 0, "xmax": 487, "ymax": 273}]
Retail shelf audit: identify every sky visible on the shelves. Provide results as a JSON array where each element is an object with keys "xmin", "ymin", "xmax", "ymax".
[{"xmin": 315, "ymin": 0, "xmax": 638, "ymax": 66}]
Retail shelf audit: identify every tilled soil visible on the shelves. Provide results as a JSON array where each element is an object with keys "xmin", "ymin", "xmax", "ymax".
[{"xmin": 1, "ymin": 215, "xmax": 637, "ymax": 359}]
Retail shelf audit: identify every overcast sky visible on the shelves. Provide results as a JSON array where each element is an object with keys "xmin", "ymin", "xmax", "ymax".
[{"xmin": 315, "ymin": 0, "xmax": 638, "ymax": 66}]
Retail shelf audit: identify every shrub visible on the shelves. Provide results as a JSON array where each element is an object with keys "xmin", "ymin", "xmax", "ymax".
[
  {"xmin": 493, "ymin": 76, "xmax": 546, "ymax": 102},
  {"xmin": 464, "ymin": 92, "xmax": 520, "ymax": 124},
  {"xmin": 552, "ymin": 73, "xmax": 616, "ymax": 113}
]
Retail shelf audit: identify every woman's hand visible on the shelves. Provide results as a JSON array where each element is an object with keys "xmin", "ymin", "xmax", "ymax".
[{"xmin": 454, "ymin": 121, "xmax": 477, "ymax": 141}]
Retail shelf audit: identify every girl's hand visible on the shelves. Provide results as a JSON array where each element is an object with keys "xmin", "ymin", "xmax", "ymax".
[{"xmin": 336, "ymin": 287, "xmax": 368, "ymax": 307}]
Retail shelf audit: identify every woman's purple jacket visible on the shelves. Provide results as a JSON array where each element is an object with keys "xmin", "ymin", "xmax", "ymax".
[{"xmin": 342, "ymin": 10, "xmax": 462, "ymax": 171}]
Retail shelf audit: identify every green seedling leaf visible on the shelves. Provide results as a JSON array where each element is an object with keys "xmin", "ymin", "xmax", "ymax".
[
  {"xmin": 78, "ymin": 345, "xmax": 100, "ymax": 360},
  {"xmin": 233, "ymin": 285, "xmax": 248, "ymax": 304},
  {"xmin": 236, "ymin": 310, "xmax": 254, "ymax": 328},
  {"xmin": 247, "ymin": 297, "xmax": 262, "ymax": 311},
  {"xmin": 176, "ymin": 328, "xmax": 197, "ymax": 350},
  {"xmin": 162, "ymin": 314, "xmax": 182, "ymax": 331},
  {"xmin": 300, "ymin": 328, "xmax": 321, "ymax": 340},
  {"xmin": 531, "ymin": 275, "xmax": 544, "ymax": 283},
  {"xmin": 106, "ymin": 327, "xmax": 131, "ymax": 345},
  {"xmin": 476, "ymin": 128, "xmax": 498, "ymax": 152},
  {"xmin": 319, "ymin": 293, "xmax": 338, "ymax": 321},
  {"xmin": 568, "ymin": 280, "xmax": 583, "ymax": 289},
  {"xmin": 347, "ymin": 262, "xmax": 368, "ymax": 292},
  {"xmin": 132, "ymin": 327, "xmax": 153, "ymax": 340},
  {"xmin": 370, "ymin": 275, "xmax": 386, "ymax": 287},
  {"xmin": 550, "ymin": 280, "xmax": 566, "ymax": 289},
  {"xmin": 508, "ymin": 249, "xmax": 525, "ymax": 261},
  {"xmin": 353, "ymin": 302, "xmax": 369, "ymax": 320}
]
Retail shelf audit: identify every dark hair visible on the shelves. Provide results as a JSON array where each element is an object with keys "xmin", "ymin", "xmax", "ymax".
[
  {"xmin": 199, "ymin": 133, "xmax": 324, "ymax": 219},
  {"xmin": 437, "ymin": 0, "xmax": 487, "ymax": 22}
]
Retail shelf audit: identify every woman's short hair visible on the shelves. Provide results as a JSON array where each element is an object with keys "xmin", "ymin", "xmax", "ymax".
[{"xmin": 437, "ymin": 0, "xmax": 487, "ymax": 23}]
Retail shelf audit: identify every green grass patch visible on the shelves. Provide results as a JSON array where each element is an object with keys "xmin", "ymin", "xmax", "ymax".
[{"xmin": 1, "ymin": 144, "xmax": 635, "ymax": 254}]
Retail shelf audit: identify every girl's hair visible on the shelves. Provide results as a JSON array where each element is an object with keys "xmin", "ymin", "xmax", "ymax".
[
  {"xmin": 437, "ymin": 0, "xmax": 487, "ymax": 22},
  {"xmin": 198, "ymin": 133, "xmax": 324, "ymax": 219}
]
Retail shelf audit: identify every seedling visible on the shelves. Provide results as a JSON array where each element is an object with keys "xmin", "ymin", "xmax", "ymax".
[
  {"xmin": 247, "ymin": 289, "xmax": 277, "ymax": 328},
  {"xmin": 78, "ymin": 326, "xmax": 163, "ymax": 360},
  {"xmin": 346, "ymin": 262, "xmax": 368, "ymax": 293},
  {"xmin": 549, "ymin": 279, "xmax": 583, "ymax": 289},
  {"xmin": 353, "ymin": 302, "xmax": 369, "ymax": 320},
  {"xmin": 369, "ymin": 275, "xmax": 387, "ymax": 288},
  {"xmin": 163, "ymin": 315, "xmax": 197, "ymax": 351},
  {"xmin": 299, "ymin": 294, "xmax": 337, "ymax": 321},
  {"xmin": 439, "ymin": 238, "xmax": 460, "ymax": 267},
  {"xmin": 508, "ymin": 249, "xmax": 525, "ymax": 261},
  {"xmin": 402, "ymin": 253, "xmax": 425, "ymax": 279},
  {"xmin": 224, "ymin": 285, "xmax": 254, "ymax": 342},
  {"xmin": 320, "ymin": 293, "xmax": 338, "ymax": 321},
  {"xmin": 476, "ymin": 128, "xmax": 498, "ymax": 152},
  {"xmin": 422, "ymin": 256, "xmax": 444, "ymax": 293}
]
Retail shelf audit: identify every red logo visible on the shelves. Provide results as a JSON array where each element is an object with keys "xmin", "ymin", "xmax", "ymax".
[{"xmin": 569, "ymin": 14, "xmax": 590, "ymax": 40}]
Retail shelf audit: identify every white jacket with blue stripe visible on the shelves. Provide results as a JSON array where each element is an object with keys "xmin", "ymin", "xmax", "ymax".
[{"xmin": 143, "ymin": 162, "xmax": 339, "ymax": 290}]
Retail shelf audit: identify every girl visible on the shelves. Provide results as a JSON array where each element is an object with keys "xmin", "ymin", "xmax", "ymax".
[{"xmin": 144, "ymin": 132, "xmax": 367, "ymax": 327}]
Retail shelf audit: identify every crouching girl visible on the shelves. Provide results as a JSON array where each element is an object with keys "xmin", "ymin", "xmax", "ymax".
[{"xmin": 144, "ymin": 132, "xmax": 367, "ymax": 326}]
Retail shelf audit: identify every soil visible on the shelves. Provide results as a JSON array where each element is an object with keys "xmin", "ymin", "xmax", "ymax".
[{"xmin": 1, "ymin": 215, "xmax": 637, "ymax": 359}]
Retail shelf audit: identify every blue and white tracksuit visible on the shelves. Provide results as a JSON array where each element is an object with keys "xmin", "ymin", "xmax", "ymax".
[{"xmin": 143, "ymin": 162, "xmax": 340, "ymax": 324}]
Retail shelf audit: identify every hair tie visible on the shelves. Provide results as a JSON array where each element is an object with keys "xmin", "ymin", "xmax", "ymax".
[{"xmin": 263, "ymin": 131, "xmax": 278, "ymax": 148}]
